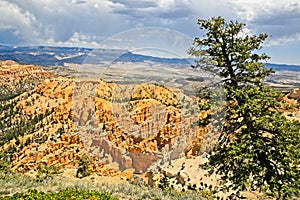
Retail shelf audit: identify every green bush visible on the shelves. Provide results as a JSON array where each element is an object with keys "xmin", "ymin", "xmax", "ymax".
[
  {"xmin": 0, "ymin": 153, "xmax": 11, "ymax": 171},
  {"xmin": 36, "ymin": 164, "xmax": 60, "ymax": 182},
  {"xmin": 0, "ymin": 188, "xmax": 117, "ymax": 200},
  {"xmin": 76, "ymin": 155, "xmax": 91, "ymax": 178}
]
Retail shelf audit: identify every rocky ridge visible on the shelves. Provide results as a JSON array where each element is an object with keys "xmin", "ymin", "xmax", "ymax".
[
  {"xmin": 0, "ymin": 62, "xmax": 118, "ymax": 176},
  {"xmin": 0, "ymin": 60, "xmax": 53, "ymax": 100},
  {"xmin": 0, "ymin": 61, "xmax": 209, "ymax": 176},
  {"xmin": 74, "ymin": 80, "xmax": 208, "ymax": 173}
]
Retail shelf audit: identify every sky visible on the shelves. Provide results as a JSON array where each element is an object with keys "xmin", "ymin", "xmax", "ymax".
[{"xmin": 0, "ymin": 0, "xmax": 300, "ymax": 65}]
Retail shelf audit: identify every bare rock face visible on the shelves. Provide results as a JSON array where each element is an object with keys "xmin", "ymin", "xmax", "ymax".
[
  {"xmin": 177, "ymin": 170, "xmax": 189, "ymax": 185},
  {"xmin": 129, "ymin": 152, "xmax": 159, "ymax": 174},
  {"xmin": 288, "ymin": 88, "xmax": 300, "ymax": 100},
  {"xmin": 71, "ymin": 79, "xmax": 215, "ymax": 173},
  {"xmin": 11, "ymin": 133, "xmax": 118, "ymax": 176},
  {"xmin": 0, "ymin": 64, "xmax": 118, "ymax": 176},
  {"xmin": 0, "ymin": 61, "xmax": 53, "ymax": 99},
  {"xmin": 89, "ymin": 82, "xmax": 206, "ymax": 172},
  {"xmin": 149, "ymin": 156, "xmax": 220, "ymax": 193},
  {"xmin": 0, "ymin": 61, "xmax": 211, "ymax": 176},
  {"xmin": 0, "ymin": 60, "xmax": 18, "ymax": 66},
  {"xmin": 82, "ymin": 133, "xmax": 160, "ymax": 173},
  {"xmin": 12, "ymin": 133, "xmax": 83, "ymax": 172}
]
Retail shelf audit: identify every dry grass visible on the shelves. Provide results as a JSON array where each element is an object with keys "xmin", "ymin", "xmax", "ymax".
[{"xmin": 0, "ymin": 170, "xmax": 207, "ymax": 200}]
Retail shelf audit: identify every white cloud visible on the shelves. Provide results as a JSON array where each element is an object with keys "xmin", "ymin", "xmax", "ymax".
[
  {"xmin": 43, "ymin": 32, "xmax": 107, "ymax": 47},
  {"xmin": 230, "ymin": 0, "xmax": 300, "ymax": 46},
  {"xmin": 189, "ymin": 0, "xmax": 234, "ymax": 19},
  {"xmin": 266, "ymin": 33, "xmax": 300, "ymax": 47},
  {"xmin": 0, "ymin": 0, "xmax": 128, "ymax": 45},
  {"xmin": 0, "ymin": 0, "xmax": 299, "ymax": 64},
  {"xmin": 0, "ymin": 0, "xmax": 39, "ymax": 43}
]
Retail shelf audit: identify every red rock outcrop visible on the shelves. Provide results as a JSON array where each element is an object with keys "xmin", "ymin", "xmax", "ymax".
[
  {"xmin": 0, "ymin": 61, "xmax": 209, "ymax": 175},
  {"xmin": 288, "ymin": 88, "xmax": 300, "ymax": 100}
]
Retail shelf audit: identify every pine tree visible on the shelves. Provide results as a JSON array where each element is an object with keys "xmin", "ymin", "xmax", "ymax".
[{"xmin": 188, "ymin": 16, "xmax": 300, "ymax": 199}]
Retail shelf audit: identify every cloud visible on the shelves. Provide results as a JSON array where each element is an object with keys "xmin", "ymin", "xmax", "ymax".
[
  {"xmin": 266, "ymin": 33, "xmax": 300, "ymax": 47},
  {"xmin": 0, "ymin": 0, "xmax": 39, "ymax": 44},
  {"xmin": 230, "ymin": 0, "xmax": 300, "ymax": 46},
  {"xmin": 110, "ymin": 0, "xmax": 157, "ymax": 9},
  {"xmin": 109, "ymin": 0, "xmax": 193, "ymax": 28},
  {"xmin": 43, "ymin": 32, "xmax": 107, "ymax": 47},
  {"xmin": 97, "ymin": 27, "xmax": 193, "ymax": 57},
  {"xmin": 0, "ymin": 0, "xmax": 299, "ymax": 63},
  {"xmin": 0, "ymin": 0, "xmax": 130, "ymax": 45}
]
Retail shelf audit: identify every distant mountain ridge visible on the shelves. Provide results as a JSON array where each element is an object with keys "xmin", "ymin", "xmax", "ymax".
[
  {"xmin": 265, "ymin": 63, "xmax": 300, "ymax": 72},
  {"xmin": 0, "ymin": 45, "xmax": 190, "ymax": 66},
  {"xmin": 114, "ymin": 52, "xmax": 190, "ymax": 65},
  {"xmin": 0, "ymin": 45, "xmax": 299, "ymax": 71},
  {"xmin": 0, "ymin": 45, "xmax": 92, "ymax": 66}
]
